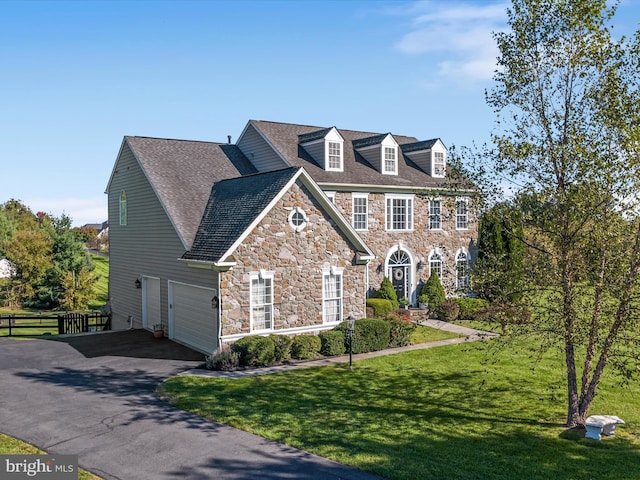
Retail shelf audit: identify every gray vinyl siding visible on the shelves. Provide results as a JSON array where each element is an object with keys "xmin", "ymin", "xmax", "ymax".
[
  {"xmin": 357, "ymin": 146, "xmax": 382, "ymax": 173},
  {"xmin": 302, "ymin": 141, "xmax": 324, "ymax": 169},
  {"xmin": 107, "ymin": 142, "xmax": 218, "ymax": 331},
  {"xmin": 237, "ymin": 123, "xmax": 288, "ymax": 172}
]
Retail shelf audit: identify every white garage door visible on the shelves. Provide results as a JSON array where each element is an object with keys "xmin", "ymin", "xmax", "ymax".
[
  {"xmin": 142, "ymin": 277, "xmax": 161, "ymax": 330},
  {"xmin": 169, "ymin": 281, "xmax": 218, "ymax": 354}
]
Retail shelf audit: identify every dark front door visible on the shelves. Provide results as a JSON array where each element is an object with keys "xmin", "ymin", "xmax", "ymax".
[{"xmin": 391, "ymin": 266, "xmax": 407, "ymax": 301}]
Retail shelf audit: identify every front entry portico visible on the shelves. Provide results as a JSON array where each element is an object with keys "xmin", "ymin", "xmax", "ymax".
[{"xmin": 386, "ymin": 247, "xmax": 413, "ymax": 304}]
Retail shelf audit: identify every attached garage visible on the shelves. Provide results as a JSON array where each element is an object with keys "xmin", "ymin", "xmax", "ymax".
[{"xmin": 168, "ymin": 281, "xmax": 219, "ymax": 354}]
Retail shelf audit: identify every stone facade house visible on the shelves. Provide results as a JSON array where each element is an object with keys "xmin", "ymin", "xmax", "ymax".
[{"xmin": 106, "ymin": 120, "xmax": 476, "ymax": 353}]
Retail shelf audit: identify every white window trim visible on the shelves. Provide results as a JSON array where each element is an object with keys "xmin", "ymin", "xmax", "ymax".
[
  {"xmin": 428, "ymin": 248, "xmax": 443, "ymax": 279},
  {"xmin": 119, "ymin": 190, "xmax": 127, "ymax": 226},
  {"xmin": 433, "ymin": 150, "xmax": 446, "ymax": 178},
  {"xmin": 352, "ymin": 193, "xmax": 368, "ymax": 231},
  {"xmin": 385, "ymin": 194, "xmax": 414, "ymax": 231},
  {"xmin": 325, "ymin": 140, "xmax": 343, "ymax": 172},
  {"xmin": 429, "ymin": 198, "xmax": 442, "ymax": 231},
  {"xmin": 456, "ymin": 198, "xmax": 469, "ymax": 231},
  {"xmin": 322, "ymin": 266, "xmax": 344, "ymax": 324},
  {"xmin": 455, "ymin": 248, "xmax": 470, "ymax": 291},
  {"xmin": 382, "ymin": 145, "xmax": 398, "ymax": 175},
  {"xmin": 288, "ymin": 207, "xmax": 309, "ymax": 232},
  {"xmin": 249, "ymin": 270, "xmax": 275, "ymax": 333},
  {"xmin": 324, "ymin": 191, "xmax": 336, "ymax": 204}
]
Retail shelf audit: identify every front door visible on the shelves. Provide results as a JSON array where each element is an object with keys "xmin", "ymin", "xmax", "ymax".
[
  {"xmin": 388, "ymin": 248, "xmax": 411, "ymax": 303},
  {"xmin": 391, "ymin": 266, "xmax": 407, "ymax": 301}
]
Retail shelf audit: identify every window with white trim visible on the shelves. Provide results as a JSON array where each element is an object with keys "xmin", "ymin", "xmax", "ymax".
[
  {"xmin": 352, "ymin": 194, "xmax": 368, "ymax": 231},
  {"xmin": 327, "ymin": 141, "xmax": 342, "ymax": 171},
  {"xmin": 429, "ymin": 250, "xmax": 443, "ymax": 279},
  {"xmin": 429, "ymin": 199, "xmax": 441, "ymax": 230},
  {"xmin": 322, "ymin": 267, "xmax": 343, "ymax": 323},
  {"xmin": 386, "ymin": 195, "xmax": 413, "ymax": 231},
  {"xmin": 434, "ymin": 151, "xmax": 445, "ymax": 177},
  {"xmin": 119, "ymin": 191, "xmax": 127, "ymax": 226},
  {"xmin": 456, "ymin": 250, "xmax": 469, "ymax": 291},
  {"xmin": 325, "ymin": 191, "xmax": 336, "ymax": 204},
  {"xmin": 383, "ymin": 146, "xmax": 397, "ymax": 174},
  {"xmin": 288, "ymin": 207, "xmax": 308, "ymax": 232},
  {"xmin": 250, "ymin": 271, "xmax": 274, "ymax": 331},
  {"xmin": 456, "ymin": 198, "xmax": 469, "ymax": 230}
]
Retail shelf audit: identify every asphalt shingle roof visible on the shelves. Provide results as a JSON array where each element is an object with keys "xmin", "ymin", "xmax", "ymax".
[
  {"xmin": 182, "ymin": 167, "xmax": 301, "ymax": 262},
  {"xmin": 125, "ymin": 137, "xmax": 257, "ymax": 248},
  {"xmin": 249, "ymin": 120, "xmax": 447, "ymax": 188}
]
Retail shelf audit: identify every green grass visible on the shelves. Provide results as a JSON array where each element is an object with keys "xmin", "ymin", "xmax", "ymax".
[
  {"xmin": 410, "ymin": 324, "xmax": 462, "ymax": 343},
  {"xmin": 88, "ymin": 254, "xmax": 108, "ymax": 310},
  {"xmin": 161, "ymin": 338, "xmax": 640, "ymax": 480},
  {"xmin": 0, "ymin": 433, "xmax": 103, "ymax": 480}
]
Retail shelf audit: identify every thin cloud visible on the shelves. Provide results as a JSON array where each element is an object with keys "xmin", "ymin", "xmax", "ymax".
[{"xmin": 392, "ymin": 1, "xmax": 508, "ymax": 85}]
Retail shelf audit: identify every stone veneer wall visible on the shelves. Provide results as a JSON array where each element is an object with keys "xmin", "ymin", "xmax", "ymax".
[
  {"xmin": 220, "ymin": 182, "xmax": 366, "ymax": 337},
  {"xmin": 333, "ymin": 191, "xmax": 477, "ymax": 300}
]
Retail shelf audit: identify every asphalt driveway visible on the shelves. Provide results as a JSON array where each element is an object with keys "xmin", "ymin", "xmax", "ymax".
[{"xmin": 0, "ymin": 331, "xmax": 381, "ymax": 480}]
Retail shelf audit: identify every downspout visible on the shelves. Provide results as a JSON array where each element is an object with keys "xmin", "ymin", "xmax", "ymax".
[{"xmin": 216, "ymin": 271, "xmax": 222, "ymax": 351}]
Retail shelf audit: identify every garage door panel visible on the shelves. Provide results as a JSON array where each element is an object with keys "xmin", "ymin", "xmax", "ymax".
[{"xmin": 169, "ymin": 282, "xmax": 218, "ymax": 354}]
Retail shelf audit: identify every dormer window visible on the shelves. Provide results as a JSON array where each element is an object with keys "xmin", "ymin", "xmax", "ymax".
[
  {"xmin": 327, "ymin": 141, "xmax": 342, "ymax": 171},
  {"xmin": 383, "ymin": 147, "xmax": 397, "ymax": 174},
  {"xmin": 434, "ymin": 151, "xmax": 445, "ymax": 177}
]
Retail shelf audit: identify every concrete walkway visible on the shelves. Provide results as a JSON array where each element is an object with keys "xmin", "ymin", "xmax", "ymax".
[{"xmin": 183, "ymin": 320, "xmax": 498, "ymax": 379}]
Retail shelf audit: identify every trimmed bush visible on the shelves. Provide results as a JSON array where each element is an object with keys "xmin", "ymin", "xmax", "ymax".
[
  {"xmin": 437, "ymin": 300, "xmax": 460, "ymax": 322},
  {"xmin": 231, "ymin": 335, "xmax": 276, "ymax": 367},
  {"xmin": 375, "ymin": 277, "xmax": 399, "ymax": 310},
  {"xmin": 336, "ymin": 318, "xmax": 390, "ymax": 353},
  {"xmin": 319, "ymin": 330, "xmax": 346, "ymax": 356},
  {"xmin": 422, "ymin": 272, "xmax": 445, "ymax": 313},
  {"xmin": 205, "ymin": 347, "xmax": 241, "ymax": 371},
  {"xmin": 269, "ymin": 334, "xmax": 293, "ymax": 362},
  {"xmin": 452, "ymin": 297, "xmax": 489, "ymax": 320},
  {"xmin": 366, "ymin": 298, "xmax": 395, "ymax": 317},
  {"xmin": 384, "ymin": 313, "xmax": 416, "ymax": 347},
  {"xmin": 291, "ymin": 335, "xmax": 321, "ymax": 360}
]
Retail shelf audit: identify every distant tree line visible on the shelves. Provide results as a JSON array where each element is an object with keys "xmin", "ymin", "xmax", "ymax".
[{"xmin": 0, "ymin": 199, "xmax": 97, "ymax": 310}]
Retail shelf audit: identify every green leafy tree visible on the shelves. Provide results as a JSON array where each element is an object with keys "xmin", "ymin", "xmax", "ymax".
[
  {"xmin": 465, "ymin": 0, "xmax": 640, "ymax": 427},
  {"xmin": 59, "ymin": 267, "xmax": 97, "ymax": 311},
  {"xmin": 375, "ymin": 277, "xmax": 399, "ymax": 310}
]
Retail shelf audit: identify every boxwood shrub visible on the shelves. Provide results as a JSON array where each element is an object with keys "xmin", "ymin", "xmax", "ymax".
[
  {"xmin": 231, "ymin": 335, "xmax": 276, "ymax": 367},
  {"xmin": 291, "ymin": 335, "xmax": 321, "ymax": 360},
  {"xmin": 436, "ymin": 300, "xmax": 460, "ymax": 322},
  {"xmin": 269, "ymin": 334, "xmax": 293, "ymax": 361},
  {"xmin": 366, "ymin": 298, "xmax": 395, "ymax": 317},
  {"xmin": 319, "ymin": 330, "xmax": 346, "ymax": 356},
  {"xmin": 452, "ymin": 297, "xmax": 490, "ymax": 320},
  {"xmin": 336, "ymin": 318, "xmax": 390, "ymax": 354}
]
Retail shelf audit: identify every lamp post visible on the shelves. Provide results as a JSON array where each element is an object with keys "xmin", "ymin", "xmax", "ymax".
[{"xmin": 347, "ymin": 315, "xmax": 355, "ymax": 371}]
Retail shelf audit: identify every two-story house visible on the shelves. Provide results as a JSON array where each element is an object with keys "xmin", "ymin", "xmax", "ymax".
[{"xmin": 106, "ymin": 120, "xmax": 476, "ymax": 354}]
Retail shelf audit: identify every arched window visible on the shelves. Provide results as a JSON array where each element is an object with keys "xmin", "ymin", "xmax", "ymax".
[
  {"xmin": 456, "ymin": 249, "xmax": 469, "ymax": 291},
  {"xmin": 429, "ymin": 250, "xmax": 442, "ymax": 279},
  {"xmin": 119, "ymin": 191, "xmax": 127, "ymax": 226}
]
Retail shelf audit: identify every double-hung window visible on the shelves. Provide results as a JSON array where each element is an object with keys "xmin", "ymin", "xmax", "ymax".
[
  {"xmin": 327, "ymin": 142, "xmax": 342, "ymax": 170},
  {"xmin": 429, "ymin": 199, "xmax": 441, "ymax": 230},
  {"xmin": 383, "ymin": 146, "xmax": 397, "ymax": 174},
  {"xmin": 456, "ymin": 198, "xmax": 469, "ymax": 230},
  {"xmin": 429, "ymin": 250, "xmax": 443, "ymax": 279},
  {"xmin": 434, "ymin": 151, "xmax": 445, "ymax": 176},
  {"xmin": 352, "ymin": 194, "xmax": 368, "ymax": 231},
  {"xmin": 386, "ymin": 195, "xmax": 413, "ymax": 231},
  {"xmin": 456, "ymin": 250, "xmax": 469, "ymax": 291},
  {"xmin": 323, "ymin": 267, "xmax": 343, "ymax": 323},
  {"xmin": 250, "ymin": 271, "xmax": 274, "ymax": 331}
]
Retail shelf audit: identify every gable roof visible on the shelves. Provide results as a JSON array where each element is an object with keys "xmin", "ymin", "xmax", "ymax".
[
  {"xmin": 245, "ymin": 120, "xmax": 448, "ymax": 189},
  {"xmin": 181, "ymin": 167, "xmax": 374, "ymax": 266},
  {"xmin": 107, "ymin": 136, "xmax": 257, "ymax": 248}
]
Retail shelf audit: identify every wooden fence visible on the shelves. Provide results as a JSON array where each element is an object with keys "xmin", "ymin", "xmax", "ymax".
[{"xmin": 0, "ymin": 312, "xmax": 111, "ymax": 337}]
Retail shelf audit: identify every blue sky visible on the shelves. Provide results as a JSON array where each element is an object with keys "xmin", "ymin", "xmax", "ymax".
[{"xmin": 2, "ymin": 0, "xmax": 638, "ymax": 226}]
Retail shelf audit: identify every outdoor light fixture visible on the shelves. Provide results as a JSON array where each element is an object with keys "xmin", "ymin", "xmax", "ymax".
[{"xmin": 134, "ymin": 278, "xmax": 141, "ymax": 289}]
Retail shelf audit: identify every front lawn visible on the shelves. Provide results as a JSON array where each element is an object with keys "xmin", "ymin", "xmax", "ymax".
[{"xmin": 161, "ymin": 338, "xmax": 640, "ymax": 480}]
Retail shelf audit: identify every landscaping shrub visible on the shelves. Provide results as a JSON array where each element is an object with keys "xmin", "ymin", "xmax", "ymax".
[
  {"xmin": 436, "ymin": 300, "xmax": 460, "ymax": 322},
  {"xmin": 422, "ymin": 272, "xmax": 445, "ymax": 313},
  {"xmin": 205, "ymin": 347, "xmax": 241, "ymax": 371},
  {"xmin": 366, "ymin": 298, "xmax": 395, "ymax": 317},
  {"xmin": 336, "ymin": 318, "xmax": 390, "ymax": 353},
  {"xmin": 269, "ymin": 334, "xmax": 293, "ymax": 361},
  {"xmin": 452, "ymin": 297, "xmax": 489, "ymax": 320},
  {"xmin": 319, "ymin": 330, "xmax": 346, "ymax": 356},
  {"xmin": 384, "ymin": 312, "xmax": 416, "ymax": 347},
  {"xmin": 290, "ymin": 335, "xmax": 321, "ymax": 360},
  {"xmin": 477, "ymin": 303, "xmax": 532, "ymax": 334},
  {"xmin": 231, "ymin": 335, "xmax": 276, "ymax": 367},
  {"xmin": 374, "ymin": 277, "xmax": 399, "ymax": 310}
]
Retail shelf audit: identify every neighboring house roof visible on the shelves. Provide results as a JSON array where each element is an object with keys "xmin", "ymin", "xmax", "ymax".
[
  {"xmin": 81, "ymin": 223, "xmax": 104, "ymax": 231},
  {"xmin": 108, "ymin": 136, "xmax": 257, "ymax": 248},
  {"xmin": 182, "ymin": 167, "xmax": 374, "ymax": 266},
  {"xmin": 246, "ymin": 120, "xmax": 447, "ymax": 189}
]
